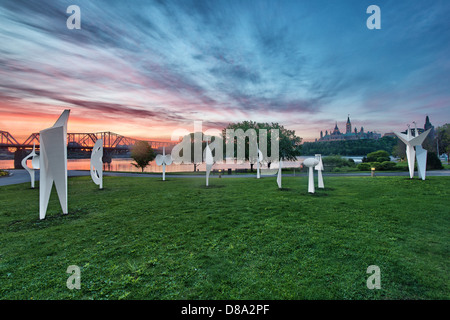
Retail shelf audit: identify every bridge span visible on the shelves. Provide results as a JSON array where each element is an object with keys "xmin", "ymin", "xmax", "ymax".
[
  {"xmin": 0, "ymin": 130, "xmax": 177, "ymax": 168},
  {"xmin": 1, "ymin": 130, "xmax": 176, "ymax": 150}
]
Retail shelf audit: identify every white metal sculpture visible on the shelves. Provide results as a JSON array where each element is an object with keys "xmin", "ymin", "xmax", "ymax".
[
  {"xmin": 39, "ymin": 109, "xmax": 70, "ymax": 220},
  {"xmin": 415, "ymin": 145, "xmax": 427, "ymax": 180},
  {"xmin": 21, "ymin": 143, "xmax": 40, "ymax": 188},
  {"xmin": 90, "ymin": 139, "xmax": 103, "ymax": 189},
  {"xmin": 205, "ymin": 144, "xmax": 214, "ymax": 186},
  {"xmin": 256, "ymin": 149, "xmax": 263, "ymax": 179},
  {"xmin": 277, "ymin": 160, "xmax": 282, "ymax": 189},
  {"xmin": 303, "ymin": 157, "xmax": 320, "ymax": 193},
  {"xmin": 315, "ymin": 154, "xmax": 324, "ymax": 189},
  {"xmin": 394, "ymin": 123, "xmax": 431, "ymax": 180},
  {"xmin": 155, "ymin": 146, "xmax": 173, "ymax": 181}
]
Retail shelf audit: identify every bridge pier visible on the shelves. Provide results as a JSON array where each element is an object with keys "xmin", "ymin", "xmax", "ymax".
[
  {"xmin": 14, "ymin": 148, "xmax": 28, "ymax": 169},
  {"xmin": 102, "ymin": 150, "xmax": 113, "ymax": 164}
]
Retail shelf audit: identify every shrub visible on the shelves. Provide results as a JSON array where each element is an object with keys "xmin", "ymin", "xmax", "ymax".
[
  {"xmin": 376, "ymin": 156, "xmax": 391, "ymax": 163},
  {"xmin": 427, "ymin": 152, "xmax": 444, "ymax": 170},
  {"xmin": 369, "ymin": 162, "xmax": 382, "ymax": 170},
  {"xmin": 366, "ymin": 150, "xmax": 390, "ymax": 162},
  {"xmin": 323, "ymin": 156, "xmax": 356, "ymax": 169},
  {"xmin": 0, "ymin": 169, "xmax": 9, "ymax": 177},
  {"xmin": 357, "ymin": 163, "xmax": 371, "ymax": 171},
  {"xmin": 379, "ymin": 161, "xmax": 396, "ymax": 171}
]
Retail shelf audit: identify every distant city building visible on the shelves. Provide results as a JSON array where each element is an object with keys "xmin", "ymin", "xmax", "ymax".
[
  {"xmin": 318, "ymin": 115, "xmax": 381, "ymax": 141},
  {"xmin": 424, "ymin": 115, "xmax": 432, "ymax": 130},
  {"xmin": 383, "ymin": 115, "xmax": 435, "ymax": 138},
  {"xmin": 382, "ymin": 132, "xmax": 397, "ymax": 138},
  {"xmin": 424, "ymin": 115, "xmax": 436, "ymax": 140}
]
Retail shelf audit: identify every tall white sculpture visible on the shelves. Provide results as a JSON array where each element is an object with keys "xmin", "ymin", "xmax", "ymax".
[
  {"xmin": 394, "ymin": 123, "xmax": 431, "ymax": 180},
  {"xmin": 205, "ymin": 144, "xmax": 214, "ymax": 186},
  {"xmin": 277, "ymin": 160, "xmax": 282, "ymax": 189},
  {"xmin": 39, "ymin": 109, "xmax": 70, "ymax": 220},
  {"xmin": 303, "ymin": 157, "xmax": 319, "ymax": 193},
  {"xmin": 90, "ymin": 139, "xmax": 103, "ymax": 189},
  {"xmin": 155, "ymin": 146, "xmax": 173, "ymax": 181},
  {"xmin": 256, "ymin": 149, "xmax": 263, "ymax": 179},
  {"xmin": 21, "ymin": 143, "xmax": 40, "ymax": 188},
  {"xmin": 315, "ymin": 154, "xmax": 324, "ymax": 189},
  {"xmin": 415, "ymin": 145, "xmax": 427, "ymax": 180}
]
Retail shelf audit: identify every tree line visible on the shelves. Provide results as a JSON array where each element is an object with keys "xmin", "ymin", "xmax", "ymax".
[
  {"xmin": 131, "ymin": 121, "xmax": 302, "ymax": 172},
  {"xmin": 301, "ymin": 136, "xmax": 397, "ymax": 156},
  {"xmin": 131, "ymin": 121, "xmax": 450, "ymax": 172}
]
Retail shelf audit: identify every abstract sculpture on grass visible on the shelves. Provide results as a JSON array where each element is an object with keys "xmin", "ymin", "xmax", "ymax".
[
  {"xmin": 394, "ymin": 122, "xmax": 431, "ymax": 180},
  {"xmin": 39, "ymin": 109, "xmax": 70, "ymax": 220},
  {"xmin": 415, "ymin": 145, "xmax": 427, "ymax": 180},
  {"xmin": 277, "ymin": 160, "xmax": 282, "ymax": 189},
  {"xmin": 155, "ymin": 146, "xmax": 173, "ymax": 181},
  {"xmin": 21, "ymin": 143, "xmax": 40, "ymax": 188},
  {"xmin": 315, "ymin": 154, "xmax": 324, "ymax": 189},
  {"xmin": 256, "ymin": 148, "xmax": 263, "ymax": 179},
  {"xmin": 90, "ymin": 139, "xmax": 103, "ymax": 189},
  {"xmin": 205, "ymin": 144, "xmax": 214, "ymax": 186},
  {"xmin": 303, "ymin": 157, "xmax": 320, "ymax": 193}
]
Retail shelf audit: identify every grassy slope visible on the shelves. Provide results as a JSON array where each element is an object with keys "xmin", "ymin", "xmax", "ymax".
[{"xmin": 0, "ymin": 175, "xmax": 449, "ymax": 300}]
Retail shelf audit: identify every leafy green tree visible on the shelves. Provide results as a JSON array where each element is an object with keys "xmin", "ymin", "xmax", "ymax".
[
  {"xmin": 186, "ymin": 132, "xmax": 207, "ymax": 172},
  {"xmin": 223, "ymin": 121, "xmax": 302, "ymax": 170},
  {"xmin": 391, "ymin": 140, "xmax": 406, "ymax": 160},
  {"xmin": 131, "ymin": 141, "xmax": 156, "ymax": 172},
  {"xmin": 436, "ymin": 124, "xmax": 450, "ymax": 164},
  {"xmin": 301, "ymin": 136, "xmax": 397, "ymax": 156}
]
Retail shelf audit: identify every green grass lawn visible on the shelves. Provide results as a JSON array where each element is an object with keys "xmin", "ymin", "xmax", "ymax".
[{"xmin": 0, "ymin": 175, "xmax": 449, "ymax": 300}]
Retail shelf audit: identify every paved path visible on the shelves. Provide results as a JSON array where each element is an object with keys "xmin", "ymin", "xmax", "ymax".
[{"xmin": 1, "ymin": 169, "xmax": 450, "ymax": 187}]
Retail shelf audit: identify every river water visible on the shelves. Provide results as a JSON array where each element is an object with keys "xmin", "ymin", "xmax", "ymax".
[
  {"xmin": 0, "ymin": 156, "xmax": 363, "ymax": 172},
  {"xmin": 0, "ymin": 158, "xmax": 301, "ymax": 172}
]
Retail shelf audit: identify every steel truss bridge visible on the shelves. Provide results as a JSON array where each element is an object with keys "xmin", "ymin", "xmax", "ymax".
[{"xmin": 0, "ymin": 130, "xmax": 176, "ymax": 152}]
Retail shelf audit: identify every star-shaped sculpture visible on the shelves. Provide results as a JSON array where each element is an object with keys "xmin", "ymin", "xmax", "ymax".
[{"xmin": 395, "ymin": 123, "xmax": 431, "ymax": 179}]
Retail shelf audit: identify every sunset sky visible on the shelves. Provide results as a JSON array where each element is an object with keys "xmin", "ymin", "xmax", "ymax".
[{"xmin": 0, "ymin": 0, "xmax": 449, "ymax": 142}]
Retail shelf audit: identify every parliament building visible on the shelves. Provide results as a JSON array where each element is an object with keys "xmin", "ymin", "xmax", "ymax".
[{"xmin": 317, "ymin": 115, "xmax": 381, "ymax": 142}]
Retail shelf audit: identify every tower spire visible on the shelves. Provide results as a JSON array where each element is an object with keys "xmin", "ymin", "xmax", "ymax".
[{"xmin": 346, "ymin": 114, "xmax": 352, "ymax": 134}]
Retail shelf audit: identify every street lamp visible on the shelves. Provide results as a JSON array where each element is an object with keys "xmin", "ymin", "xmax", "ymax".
[{"xmin": 371, "ymin": 167, "xmax": 376, "ymax": 177}]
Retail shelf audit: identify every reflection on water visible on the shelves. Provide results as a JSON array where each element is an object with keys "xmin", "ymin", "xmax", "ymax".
[
  {"xmin": 0, "ymin": 157, "xmax": 304, "ymax": 172},
  {"xmin": 0, "ymin": 156, "xmax": 364, "ymax": 172}
]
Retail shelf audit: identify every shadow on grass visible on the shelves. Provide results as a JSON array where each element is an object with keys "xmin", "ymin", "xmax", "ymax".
[
  {"xmin": 199, "ymin": 185, "xmax": 225, "ymax": 189},
  {"xmin": 308, "ymin": 192, "xmax": 329, "ymax": 197},
  {"xmin": 296, "ymin": 190, "xmax": 329, "ymax": 197},
  {"xmin": 7, "ymin": 208, "xmax": 90, "ymax": 232}
]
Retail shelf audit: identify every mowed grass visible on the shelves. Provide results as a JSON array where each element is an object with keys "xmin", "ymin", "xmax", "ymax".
[{"xmin": 0, "ymin": 175, "xmax": 449, "ymax": 300}]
